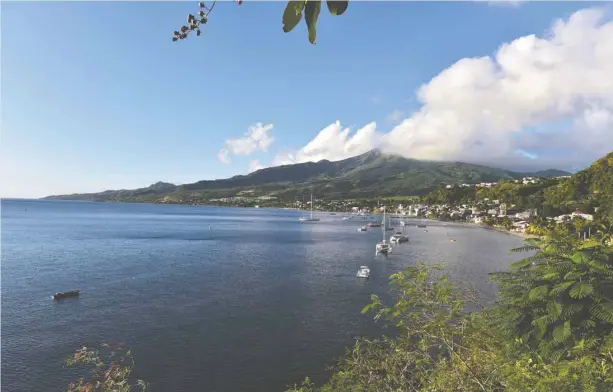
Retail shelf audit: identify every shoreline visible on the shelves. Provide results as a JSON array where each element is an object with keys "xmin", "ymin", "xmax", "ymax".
[
  {"xmin": 464, "ymin": 222, "xmax": 537, "ymax": 239},
  {"xmin": 31, "ymin": 199, "xmax": 538, "ymax": 239},
  {"xmin": 424, "ymin": 217, "xmax": 537, "ymax": 239}
]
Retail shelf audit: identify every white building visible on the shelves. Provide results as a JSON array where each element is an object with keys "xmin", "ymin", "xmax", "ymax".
[{"xmin": 554, "ymin": 209, "xmax": 594, "ymax": 223}]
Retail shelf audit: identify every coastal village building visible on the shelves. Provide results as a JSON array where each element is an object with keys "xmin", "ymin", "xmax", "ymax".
[{"xmin": 554, "ymin": 209, "xmax": 594, "ymax": 223}]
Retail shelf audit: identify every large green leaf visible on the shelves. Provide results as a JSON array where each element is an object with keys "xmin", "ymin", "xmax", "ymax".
[
  {"xmin": 282, "ymin": 1, "xmax": 307, "ymax": 33},
  {"xmin": 511, "ymin": 258, "xmax": 536, "ymax": 269},
  {"xmin": 543, "ymin": 272, "xmax": 560, "ymax": 280},
  {"xmin": 591, "ymin": 303, "xmax": 613, "ymax": 323},
  {"xmin": 552, "ymin": 320, "xmax": 571, "ymax": 343},
  {"xmin": 546, "ymin": 301, "xmax": 562, "ymax": 318},
  {"xmin": 304, "ymin": 0, "xmax": 322, "ymax": 44},
  {"xmin": 549, "ymin": 280, "xmax": 575, "ymax": 296},
  {"xmin": 570, "ymin": 251, "xmax": 589, "ymax": 264},
  {"xmin": 561, "ymin": 302, "xmax": 584, "ymax": 318},
  {"xmin": 326, "ymin": 0, "xmax": 348, "ymax": 15},
  {"xmin": 569, "ymin": 282, "xmax": 594, "ymax": 299},
  {"xmin": 528, "ymin": 285, "xmax": 549, "ymax": 301}
]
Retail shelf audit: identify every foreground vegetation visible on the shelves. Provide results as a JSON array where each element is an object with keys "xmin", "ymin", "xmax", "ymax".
[
  {"xmin": 65, "ymin": 218, "xmax": 613, "ymax": 391},
  {"xmin": 284, "ymin": 230, "xmax": 613, "ymax": 392}
]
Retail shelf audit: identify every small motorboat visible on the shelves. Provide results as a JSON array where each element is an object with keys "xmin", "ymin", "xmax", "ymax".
[
  {"xmin": 52, "ymin": 290, "xmax": 80, "ymax": 300},
  {"xmin": 299, "ymin": 217, "xmax": 320, "ymax": 222},
  {"xmin": 450, "ymin": 238, "xmax": 457, "ymax": 242},
  {"xmin": 376, "ymin": 241, "xmax": 392, "ymax": 254},
  {"xmin": 356, "ymin": 266, "xmax": 370, "ymax": 278},
  {"xmin": 357, "ymin": 226, "xmax": 367, "ymax": 232},
  {"xmin": 390, "ymin": 234, "xmax": 409, "ymax": 243}
]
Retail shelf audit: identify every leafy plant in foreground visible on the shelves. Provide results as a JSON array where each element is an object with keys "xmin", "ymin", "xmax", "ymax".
[
  {"xmin": 492, "ymin": 233, "xmax": 613, "ymax": 360},
  {"xmin": 287, "ymin": 263, "xmax": 513, "ymax": 392},
  {"xmin": 65, "ymin": 344, "xmax": 147, "ymax": 392}
]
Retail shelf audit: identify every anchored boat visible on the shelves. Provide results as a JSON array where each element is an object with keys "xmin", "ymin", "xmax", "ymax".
[
  {"xmin": 376, "ymin": 207, "xmax": 392, "ymax": 255},
  {"xmin": 356, "ymin": 266, "xmax": 370, "ymax": 278},
  {"xmin": 299, "ymin": 193, "xmax": 320, "ymax": 222},
  {"xmin": 52, "ymin": 290, "xmax": 79, "ymax": 300}
]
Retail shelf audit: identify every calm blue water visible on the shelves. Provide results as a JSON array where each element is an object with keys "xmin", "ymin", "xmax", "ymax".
[{"xmin": 1, "ymin": 200, "xmax": 524, "ymax": 391}]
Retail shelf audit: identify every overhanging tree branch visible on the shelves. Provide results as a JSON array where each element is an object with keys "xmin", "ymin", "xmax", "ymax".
[{"xmin": 172, "ymin": 0, "xmax": 348, "ymax": 45}]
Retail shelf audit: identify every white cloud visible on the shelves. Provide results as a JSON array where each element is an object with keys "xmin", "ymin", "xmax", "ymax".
[
  {"xmin": 272, "ymin": 8, "xmax": 613, "ymax": 170},
  {"xmin": 217, "ymin": 148, "xmax": 230, "ymax": 164},
  {"xmin": 273, "ymin": 121, "xmax": 382, "ymax": 165},
  {"xmin": 248, "ymin": 159, "xmax": 266, "ymax": 173},
  {"xmin": 386, "ymin": 109, "xmax": 405, "ymax": 124},
  {"xmin": 217, "ymin": 123, "xmax": 275, "ymax": 164},
  {"xmin": 487, "ymin": 0, "xmax": 524, "ymax": 8}
]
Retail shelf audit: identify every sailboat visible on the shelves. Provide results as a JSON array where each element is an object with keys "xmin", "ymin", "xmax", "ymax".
[
  {"xmin": 376, "ymin": 207, "xmax": 392, "ymax": 254},
  {"xmin": 299, "ymin": 193, "xmax": 320, "ymax": 222}
]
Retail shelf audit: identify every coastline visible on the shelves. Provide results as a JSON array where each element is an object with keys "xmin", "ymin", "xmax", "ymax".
[
  {"xmin": 466, "ymin": 222, "xmax": 538, "ymax": 239},
  {"xmin": 424, "ymin": 217, "xmax": 537, "ymax": 239}
]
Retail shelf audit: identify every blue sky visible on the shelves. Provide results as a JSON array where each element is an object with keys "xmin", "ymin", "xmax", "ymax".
[{"xmin": 2, "ymin": 1, "xmax": 611, "ymax": 198}]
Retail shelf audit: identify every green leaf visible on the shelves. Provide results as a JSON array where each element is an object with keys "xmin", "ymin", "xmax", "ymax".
[
  {"xmin": 543, "ymin": 272, "xmax": 559, "ymax": 280},
  {"xmin": 546, "ymin": 301, "xmax": 562, "ymax": 318},
  {"xmin": 326, "ymin": 0, "xmax": 348, "ymax": 15},
  {"xmin": 561, "ymin": 302, "xmax": 583, "ymax": 318},
  {"xmin": 304, "ymin": 0, "xmax": 322, "ymax": 44},
  {"xmin": 511, "ymin": 258, "xmax": 535, "ymax": 269},
  {"xmin": 569, "ymin": 282, "xmax": 594, "ymax": 299},
  {"xmin": 282, "ymin": 1, "xmax": 306, "ymax": 33},
  {"xmin": 528, "ymin": 285, "xmax": 549, "ymax": 301},
  {"xmin": 552, "ymin": 320, "xmax": 571, "ymax": 343},
  {"xmin": 591, "ymin": 303, "xmax": 613, "ymax": 323},
  {"xmin": 570, "ymin": 251, "xmax": 589, "ymax": 264},
  {"xmin": 550, "ymin": 280, "xmax": 575, "ymax": 295}
]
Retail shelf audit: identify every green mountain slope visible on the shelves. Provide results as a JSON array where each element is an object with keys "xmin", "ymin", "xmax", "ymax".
[
  {"xmin": 42, "ymin": 150, "xmax": 570, "ymax": 202},
  {"xmin": 544, "ymin": 150, "xmax": 613, "ymax": 205}
]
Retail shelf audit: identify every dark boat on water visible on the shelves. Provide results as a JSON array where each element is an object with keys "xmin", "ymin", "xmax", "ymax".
[{"xmin": 52, "ymin": 290, "xmax": 79, "ymax": 300}]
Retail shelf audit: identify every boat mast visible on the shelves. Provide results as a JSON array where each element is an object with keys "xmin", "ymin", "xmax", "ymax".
[
  {"xmin": 382, "ymin": 206, "xmax": 386, "ymax": 243},
  {"xmin": 310, "ymin": 193, "xmax": 313, "ymax": 220}
]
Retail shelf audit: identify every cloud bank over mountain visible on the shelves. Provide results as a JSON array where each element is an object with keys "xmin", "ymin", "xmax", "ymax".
[
  {"xmin": 217, "ymin": 123, "xmax": 275, "ymax": 165},
  {"xmin": 221, "ymin": 8, "xmax": 613, "ymax": 173}
]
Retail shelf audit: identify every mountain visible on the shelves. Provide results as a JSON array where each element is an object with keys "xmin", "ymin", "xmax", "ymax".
[
  {"xmin": 42, "ymin": 150, "xmax": 570, "ymax": 202},
  {"xmin": 43, "ymin": 181, "xmax": 178, "ymax": 202},
  {"xmin": 529, "ymin": 169, "xmax": 572, "ymax": 178},
  {"xmin": 544, "ymin": 150, "xmax": 613, "ymax": 205}
]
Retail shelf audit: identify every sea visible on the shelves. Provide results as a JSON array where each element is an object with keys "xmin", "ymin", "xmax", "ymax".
[{"xmin": 1, "ymin": 199, "xmax": 525, "ymax": 392}]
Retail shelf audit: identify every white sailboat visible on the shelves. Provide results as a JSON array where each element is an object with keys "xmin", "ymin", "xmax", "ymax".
[
  {"xmin": 299, "ymin": 193, "xmax": 320, "ymax": 222},
  {"xmin": 376, "ymin": 207, "xmax": 392, "ymax": 254}
]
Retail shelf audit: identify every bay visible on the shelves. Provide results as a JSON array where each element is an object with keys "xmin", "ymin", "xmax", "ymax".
[{"xmin": 1, "ymin": 199, "xmax": 524, "ymax": 391}]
